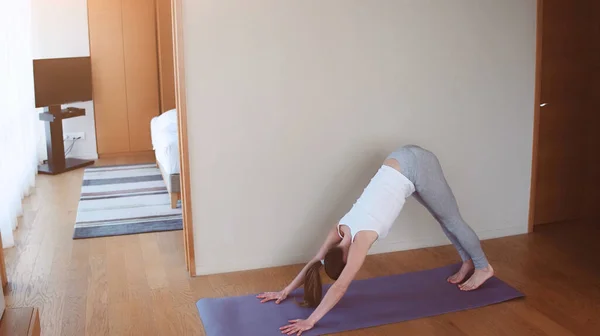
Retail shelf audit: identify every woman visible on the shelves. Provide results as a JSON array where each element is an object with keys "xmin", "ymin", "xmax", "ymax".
[{"xmin": 257, "ymin": 145, "xmax": 494, "ymax": 335}]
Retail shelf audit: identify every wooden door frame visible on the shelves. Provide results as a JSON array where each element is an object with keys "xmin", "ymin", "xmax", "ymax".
[
  {"xmin": 172, "ymin": 0, "xmax": 196, "ymax": 275},
  {"xmin": 528, "ymin": 0, "xmax": 543, "ymax": 233}
]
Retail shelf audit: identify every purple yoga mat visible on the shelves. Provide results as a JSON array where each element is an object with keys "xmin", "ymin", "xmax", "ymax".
[{"xmin": 196, "ymin": 264, "xmax": 524, "ymax": 336}]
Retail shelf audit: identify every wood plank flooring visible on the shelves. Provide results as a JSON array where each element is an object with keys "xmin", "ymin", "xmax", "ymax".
[{"xmin": 4, "ymin": 155, "xmax": 600, "ymax": 335}]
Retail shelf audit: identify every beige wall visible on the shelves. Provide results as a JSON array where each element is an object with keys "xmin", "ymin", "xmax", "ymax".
[{"xmin": 181, "ymin": 0, "xmax": 537, "ymax": 275}]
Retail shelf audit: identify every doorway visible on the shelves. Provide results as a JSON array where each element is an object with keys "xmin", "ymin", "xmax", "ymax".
[
  {"xmin": 82, "ymin": 0, "xmax": 192, "ymax": 263},
  {"xmin": 529, "ymin": 0, "xmax": 600, "ymax": 229}
]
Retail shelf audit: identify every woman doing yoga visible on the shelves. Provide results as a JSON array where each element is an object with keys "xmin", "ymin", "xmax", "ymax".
[{"xmin": 257, "ymin": 145, "xmax": 494, "ymax": 335}]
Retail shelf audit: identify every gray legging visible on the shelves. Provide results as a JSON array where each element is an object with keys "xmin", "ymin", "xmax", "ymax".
[{"xmin": 387, "ymin": 145, "xmax": 489, "ymax": 269}]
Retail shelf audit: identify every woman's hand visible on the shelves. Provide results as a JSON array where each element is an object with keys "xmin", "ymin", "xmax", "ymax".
[
  {"xmin": 256, "ymin": 289, "xmax": 289, "ymax": 304},
  {"xmin": 280, "ymin": 319, "xmax": 315, "ymax": 335}
]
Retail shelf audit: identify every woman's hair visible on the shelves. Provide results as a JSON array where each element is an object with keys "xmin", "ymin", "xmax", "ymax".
[{"xmin": 300, "ymin": 247, "xmax": 346, "ymax": 308}]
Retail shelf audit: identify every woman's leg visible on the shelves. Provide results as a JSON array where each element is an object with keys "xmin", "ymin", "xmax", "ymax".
[
  {"xmin": 408, "ymin": 146, "xmax": 493, "ymax": 290},
  {"xmin": 390, "ymin": 147, "xmax": 472, "ymax": 270},
  {"xmin": 413, "ymin": 192, "xmax": 477, "ymax": 284},
  {"xmin": 412, "ymin": 193, "xmax": 469, "ymax": 258}
]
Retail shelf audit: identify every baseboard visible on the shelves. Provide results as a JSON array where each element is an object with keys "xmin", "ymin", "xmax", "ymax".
[
  {"xmin": 67, "ymin": 151, "xmax": 99, "ymax": 160},
  {"xmin": 194, "ymin": 224, "xmax": 528, "ymax": 276},
  {"xmin": 195, "ymin": 252, "xmax": 316, "ymax": 276},
  {"xmin": 98, "ymin": 150, "xmax": 154, "ymax": 159},
  {"xmin": 476, "ymin": 225, "xmax": 528, "ymax": 240},
  {"xmin": 368, "ymin": 225, "xmax": 527, "ymax": 255}
]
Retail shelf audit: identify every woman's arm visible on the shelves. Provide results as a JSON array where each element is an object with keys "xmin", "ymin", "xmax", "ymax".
[
  {"xmin": 258, "ymin": 225, "xmax": 342, "ymax": 304},
  {"xmin": 305, "ymin": 232, "xmax": 375, "ymax": 324},
  {"xmin": 280, "ymin": 231, "xmax": 376, "ymax": 335},
  {"xmin": 285, "ymin": 225, "xmax": 343, "ymax": 292}
]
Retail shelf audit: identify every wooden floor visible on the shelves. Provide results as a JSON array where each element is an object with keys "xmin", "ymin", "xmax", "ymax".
[{"xmin": 4, "ymin": 155, "xmax": 600, "ymax": 335}]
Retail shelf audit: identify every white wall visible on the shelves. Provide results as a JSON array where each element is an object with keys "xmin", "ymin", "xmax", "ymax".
[
  {"xmin": 31, "ymin": 0, "xmax": 98, "ymax": 160},
  {"xmin": 182, "ymin": 0, "xmax": 537, "ymax": 275}
]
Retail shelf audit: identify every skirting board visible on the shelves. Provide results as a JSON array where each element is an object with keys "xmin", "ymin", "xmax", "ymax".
[
  {"xmin": 194, "ymin": 224, "xmax": 527, "ymax": 275},
  {"xmin": 66, "ymin": 151, "xmax": 99, "ymax": 160}
]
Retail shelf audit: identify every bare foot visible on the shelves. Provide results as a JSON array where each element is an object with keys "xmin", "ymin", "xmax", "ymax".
[
  {"xmin": 459, "ymin": 264, "xmax": 494, "ymax": 291},
  {"xmin": 447, "ymin": 260, "xmax": 474, "ymax": 284}
]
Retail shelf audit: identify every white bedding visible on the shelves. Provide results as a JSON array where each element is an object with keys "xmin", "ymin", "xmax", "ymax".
[
  {"xmin": 155, "ymin": 141, "xmax": 180, "ymax": 175},
  {"xmin": 151, "ymin": 109, "xmax": 180, "ymax": 175}
]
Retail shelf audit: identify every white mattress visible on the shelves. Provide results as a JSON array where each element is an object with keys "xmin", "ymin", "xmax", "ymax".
[
  {"xmin": 155, "ymin": 141, "xmax": 180, "ymax": 175},
  {"xmin": 151, "ymin": 110, "xmax": 180, "ymax": 175}
]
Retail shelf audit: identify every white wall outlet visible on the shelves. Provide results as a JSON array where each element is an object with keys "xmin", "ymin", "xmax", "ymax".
[{"xmin": 64, "ymin": 132, "xmax": 85, "ymax": 141}]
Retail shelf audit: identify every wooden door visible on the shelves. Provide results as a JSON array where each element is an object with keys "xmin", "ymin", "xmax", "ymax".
[
  {"xmin": 122, "ymin": 0, "xmax": 161, "ymax": 152},
  {"xmin": 88, "ymin": 0, "xmax": 130, "ymax": 154},
  {"xmin": 582, "ymin": 1, "xmax": 600, "ymax": 218},
  {"xmin": 89, "ymin": 0, "xmax": 160, "ymax": 155},
  {"xmin": 156, "ymin": 0, "xmax": 176, "ymax": 113},
  {"xmin": 532, "ymin": 0, "xmax": 596, "ymax": 225}
]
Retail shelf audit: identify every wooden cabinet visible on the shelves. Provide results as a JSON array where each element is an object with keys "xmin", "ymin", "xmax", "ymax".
[
  {"xmin": 0, "ymin": 308, "xmax": 41, "ymax": 336},
  {"xmin": 0, "ymin": 232, "xmax": 7, "ymax": 290},
  {"xmin": 87, "ymin": 0, "xmax": 130, "ymax": 154},
  {"xmin": 88, "ymin": 0, "xmax": 172, "ymax": 155},
  {"xmin": 156, "ymin": 0, "xmax": 176, "ymax": 112}
]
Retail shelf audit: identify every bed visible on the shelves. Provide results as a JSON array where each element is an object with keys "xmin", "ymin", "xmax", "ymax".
[{"xmin": 151, "ymin": 109, "xmax": 181, "ymax": 209}]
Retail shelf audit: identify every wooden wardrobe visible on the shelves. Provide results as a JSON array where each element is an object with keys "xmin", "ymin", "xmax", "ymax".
[{"xmin": 88, "ymin": 0, "xmax": 175, "ymax": 156}]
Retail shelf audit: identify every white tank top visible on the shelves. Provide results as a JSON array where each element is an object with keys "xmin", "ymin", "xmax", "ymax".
[{"xmin": 338, "ymin": 165, "xmax": 415, "ymax": 241}]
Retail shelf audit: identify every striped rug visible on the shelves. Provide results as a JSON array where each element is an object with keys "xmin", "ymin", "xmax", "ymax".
[{"xmin": 74, "ymin": 163, "xmax": 182, "ymax": 239}]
